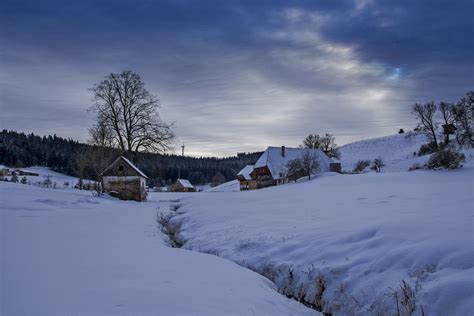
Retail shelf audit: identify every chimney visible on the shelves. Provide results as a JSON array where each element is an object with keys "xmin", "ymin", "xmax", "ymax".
[{"xmin": 281, "ymin": 146, "xmax": 286, "ymax": 157}]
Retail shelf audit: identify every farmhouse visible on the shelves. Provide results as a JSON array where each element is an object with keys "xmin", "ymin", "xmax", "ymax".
[
  {"xmin": 171, "ymin": 179, "xmax": 196, "ymax": 192},
  {"xmin": 237, "ymin": 165, "xmax": 257, "ymax": 190},
  {"xmin": 100, "ymin": 156, "xmax": 148, "ymax": 202},
  {"xmin": 250, "ymin": 146, "xmax": 333, "ymax": 189}
]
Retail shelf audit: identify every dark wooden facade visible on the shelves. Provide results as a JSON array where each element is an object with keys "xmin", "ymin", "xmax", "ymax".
[{"xmin": 101, "ymin": 156, "xmax": 148, "ymax": 202}]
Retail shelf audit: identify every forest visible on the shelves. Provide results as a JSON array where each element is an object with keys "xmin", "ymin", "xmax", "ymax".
[{"xmin": 0, "ymin": 130, "xmax": 261, "ymax": 186}]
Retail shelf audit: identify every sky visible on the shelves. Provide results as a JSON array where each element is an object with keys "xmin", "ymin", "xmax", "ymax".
[{"xmin": 1, "ymin": 0, "xmax": 473, "ymax": 157}]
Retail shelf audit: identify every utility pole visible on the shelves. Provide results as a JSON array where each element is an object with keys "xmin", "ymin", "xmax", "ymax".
[{"xmin": 178, "ymin": 144, "xmax": 184, "ymax": 179}]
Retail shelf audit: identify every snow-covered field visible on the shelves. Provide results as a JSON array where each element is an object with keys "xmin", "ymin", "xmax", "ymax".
[
  {"xmin": 167, "ymin": 168, "xmax": 474, "ymax": 315},
  {"xmin": 0, "ymin": 182, "xmax": 316, "ymax": 315},
  {"xmin": 2, "ymin": 133, "xmax": 473, "ymax": 315}
]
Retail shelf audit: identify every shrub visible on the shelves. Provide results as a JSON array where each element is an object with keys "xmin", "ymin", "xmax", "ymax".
[
  {"xmin": 42, "ymin": 178, "xmax": 52, "ymax": 187},
  {"xmin": 20, "ymin": 176, "xmax": 27, "ymax": 184},
  {"xmin": 353, "ymin": 160, "xmax": 371, "ymax": 173},
  {"xmin": 417, "ymin": 142, "xmax": 438, "ymax": 156},
  {"xmin": 10, "ymin": 173, "xmax": 19, "ymax": 183},
  {"xmin": 371, "ymin": 157, "xmax": 385, "ymax": 173},
  {"xmin": 427, "ymin": 148, "xmax": 465, "ymax": 169}
]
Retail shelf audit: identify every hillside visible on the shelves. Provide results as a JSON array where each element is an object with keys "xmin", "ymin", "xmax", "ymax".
[
  {"xmin": 167, "ymin": 167, "xmax": 473, "ymax": 315},
  {"xmin": 338, "ymin": 132, "xmax": 429, "ymax": 172},
  {"xmin": 339, "ymin": 132, "xmax": 474, "ymax": 172}
]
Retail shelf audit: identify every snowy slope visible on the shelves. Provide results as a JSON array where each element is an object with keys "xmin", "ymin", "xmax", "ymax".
[
  {"xmin": 338, "ymin": 132, "xmax": 430, "ymax": 172},
  {"xmin": 206, "ymin": 180, "xmax": 240, "ymax": 192},
  {"xmin": 0, "ymin": 165, "xmax": 81, "ymax": 189},
  {"xmin": 167, "ymin": 168, "xmax": 474, "ymax": 315},
  {"xmin": 1, "ymin": 182, "xmax": 317, "ymax": 315}
]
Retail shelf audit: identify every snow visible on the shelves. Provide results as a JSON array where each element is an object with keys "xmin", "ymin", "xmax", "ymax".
[
  {"xmin": 237, "ymin": 165, "xmax": 254, "ymax": 180},
  {"xmin": 177, "ymin": 179, "xmax": 195, "ymax": 189},
  {"xmin": 2, "ymin": 132, "xmax": 473, "ymax": 315},
  {"xmin": 206, "ymin": 180, "xmax": 240, "ymax": 192},
  {"xmin": 0, "ymin": 182, "xmax": 317, "ymax": 315},
  {"xmin": 254, "ymin": 147, "xmax": 333, "ymax": 179},
  {"xmin": 339, "ymin": 132, "xmax": 432, "ymax": 172},
  {"xmin": 0, "ymin": 165, "xmax": 80, "ymax": 189},
  {"xmin": 167, "ymin": 168, "xmax": 474, "ymax": 315}
]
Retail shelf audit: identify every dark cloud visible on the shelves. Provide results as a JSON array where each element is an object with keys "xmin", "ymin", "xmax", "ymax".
[{"xmin": 1, "ymin": 0, "xmax": 472, "ymax": 156}]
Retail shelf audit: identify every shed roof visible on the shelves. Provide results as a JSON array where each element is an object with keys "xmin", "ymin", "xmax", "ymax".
[
  {"xmin": 237, "ymin": 165, "xmax": 254, "ymax": 180},
  {"xmin": 101, "ymin": 156, "xmax": 148, "ymax": 179},
  {"xmin": 177, "ymin": 179, "xmax": 194, "ymax": 189}
]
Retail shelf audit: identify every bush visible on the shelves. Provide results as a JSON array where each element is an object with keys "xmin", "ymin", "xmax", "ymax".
[
  {"xmin": 427, "ymin": 148, "xmax": 465, "ymax": 169},
  {"xmin": 371, "ymin": 157, "xmax": 385, "ymax": 173},
  {"xmin": 10, "ymin": 173, "xmax": 19, "ymax": 183},
  {"xmin": 417, "ymin": 142, "xmax": 438, "ymax": 156},
  {"xmin": 42, "ymin": 178, "xmax": 52, "ymax": 187},
  {"xmin": 20, "ymin": 176, "xmax": 27, "ymax": 184},
  {"xmin": 353, "ymin": 160, "xmax": 371, "ymax": 173}
]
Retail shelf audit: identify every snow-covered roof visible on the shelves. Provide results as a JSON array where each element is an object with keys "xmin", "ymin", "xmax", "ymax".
[
  {"xmin": 237, "ymin": 165, "xmax": 254, "ymax": 181},
  {"xmin": 254, "ymin": 147, "xmax": 333, "ymax": 179},
  {"xmin": 101, "ymin": 156, "xmax": 148, "ymax": 179},
  {"xmin": 177, "ymin": 179, "xmax": 194, "ymax": 189}
]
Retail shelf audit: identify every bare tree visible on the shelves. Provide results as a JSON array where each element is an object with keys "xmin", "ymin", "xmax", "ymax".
[
  {"xmin": 76, "ymin": 146, "xmax": 115, "ymax": 193},
  {"xmin": 89, "ymin": 71, "xmax": 174, "ymax": 154},
  {"xmin": 88, "ymin": 120, "xmax": 115, "ymax": 148},
  {"xmin": 302, "ymin": 134, "xmax": 322, "ymax": 149},
  {"xmin": 319, "ymin": 134, "xmax": 341, "ymax": 159},
  {"xmin": 299, "ymin": 150, "xmax": 320, "ymax": 180},
  {"xmin": 211, "ymin": 171, "xmax": 226, "ymax": 187},
  {"xmin": 411, "ymin": 102, "xmax": 439, "ymax": 150},
  {"xmin": 285, "ymin": 158, "xmax": 302, "ymax": 183},
  {"xmin": 452, "ymin": 91, "xmax": 474, "ymax": 146},
  {"xmin": 301, "ymin": 133, "xmax": 340, "ymax": 159}
]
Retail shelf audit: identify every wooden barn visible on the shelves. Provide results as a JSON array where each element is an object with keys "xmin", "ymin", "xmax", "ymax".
[
  {"xmin": 100, "ymin": 156, "xmax": 148, "ymax": 202},
  {"xmin": 237, "ymin": 165, "xmax": 257, "ymax": 190},
  {"xmin": 171, "ymin": 179, "xmax": 196, "ymax": 192}
]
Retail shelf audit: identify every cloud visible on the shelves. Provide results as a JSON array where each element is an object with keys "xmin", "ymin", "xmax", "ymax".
[{"xmin": 1, "ymin": 0, "xmax": 472, "ymax": 156}]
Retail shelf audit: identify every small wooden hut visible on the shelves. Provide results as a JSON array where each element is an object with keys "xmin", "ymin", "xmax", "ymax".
[
  {"xmin": 100, "ymin": 156, "xmax": 148, "ymax": 202},
  {"xmin": 171, "ymin": 179, "xmax": 196, "ymax": 192}
]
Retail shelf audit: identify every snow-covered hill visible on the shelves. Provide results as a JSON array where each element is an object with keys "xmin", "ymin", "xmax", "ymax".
[
  {"xmin": 338, "ymin": 132, "xmax": 430, "ymax": 172},
  {"xmin": 0, "ymin": 165, "xmax": 82, "ymax": 189},
  {"xmin": 339, "ymin": 132, "xmax": 474, "ymax": 172},
  {"xmin": 168, "ymin": 167, "xmax": 474, "ymax": 315}
]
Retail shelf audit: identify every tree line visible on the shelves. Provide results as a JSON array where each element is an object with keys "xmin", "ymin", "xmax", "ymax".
[{"xmin": 0, "ymin": 130, "xmax": 261, "ymax": 186}]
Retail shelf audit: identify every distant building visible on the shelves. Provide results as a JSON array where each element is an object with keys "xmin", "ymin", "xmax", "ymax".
[
  {"xmin": 171, "ymin": 179, "xmax": 196, "ymax": 192},
  {"xmin": 100, "ymin": 156, "xmax": 148, "ymax": 202},
  {"xmin": 237, "ymin": 165, "xmax": 257, "ymax": 190},
  {"xmin": 247, "ymin": 146, "xmax": 333, "ymax": 189},
  {"xmin": 0, "ymin": 168, "xmax": 11, "ymax": 177},
  {"xmin": 12, "ymin": 169, "xmax": 39, "ymax": 176}
]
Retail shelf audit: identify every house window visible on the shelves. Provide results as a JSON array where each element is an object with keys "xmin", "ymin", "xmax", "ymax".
[{"xmin": 118, "ymin": 165, "xmax": 124, "ymax": 171}]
